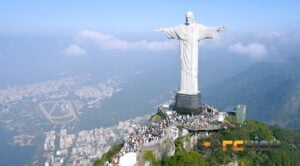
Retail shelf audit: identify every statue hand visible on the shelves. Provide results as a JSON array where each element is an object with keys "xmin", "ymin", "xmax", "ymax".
[
  {"xmin": 217, "ymin": 27, "xmax": 227, "ymax": 32},
  {"xmin": 154, "ymin": 27, "xmax": 164, "ymax": 32}
]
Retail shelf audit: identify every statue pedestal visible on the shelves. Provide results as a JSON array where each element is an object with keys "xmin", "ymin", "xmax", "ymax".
[{"xmin": 175, "ymin": 92, "xmax": 201, "ymax": 115}]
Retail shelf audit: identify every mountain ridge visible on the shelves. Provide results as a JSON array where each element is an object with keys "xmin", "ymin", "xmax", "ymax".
[{"xmin": 203, "ymin": 56, "xmax": 300, "ymax": 129}]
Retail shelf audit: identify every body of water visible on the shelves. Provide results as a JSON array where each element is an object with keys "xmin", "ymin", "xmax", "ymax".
[{"xmin": 0, "ymin": 127, "xmax": 35, "ymax": 166}]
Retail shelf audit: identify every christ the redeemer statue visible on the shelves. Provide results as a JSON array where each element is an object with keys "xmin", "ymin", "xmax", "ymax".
[{"xmin": 156, "ymin": 11, "xmax": 226, "ymax": 95}]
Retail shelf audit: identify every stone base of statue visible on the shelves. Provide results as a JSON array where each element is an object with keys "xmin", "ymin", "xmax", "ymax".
[{"xmin": 175, "ymin": 92, "xmax": 201, "ymax": 115}]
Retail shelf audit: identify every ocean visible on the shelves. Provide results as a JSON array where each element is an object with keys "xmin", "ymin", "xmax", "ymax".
[{"xmin": 0, "ymin": 127, "xmax": 35, "ymax": 166}]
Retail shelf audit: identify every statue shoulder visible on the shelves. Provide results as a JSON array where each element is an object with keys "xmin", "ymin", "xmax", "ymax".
[{"xmin": 195, "ymin": 23, "xmax": 207, "ymax": 29}]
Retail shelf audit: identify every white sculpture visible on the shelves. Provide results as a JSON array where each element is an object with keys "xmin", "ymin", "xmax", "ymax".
[{"xmin": 156, "ymin": 11, "xmax": 226, "ymax": 95}]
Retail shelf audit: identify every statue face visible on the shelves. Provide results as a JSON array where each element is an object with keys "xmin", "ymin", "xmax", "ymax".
[{"xmin": 185, "ymin": 12, "xmax": 194, "ymax": 25}]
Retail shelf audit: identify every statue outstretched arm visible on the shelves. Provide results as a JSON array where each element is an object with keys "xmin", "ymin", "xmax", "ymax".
[
  {"xmin": 217, "ymin": 26, "xmax": 227, "ymax": 32},
  {"xmin": 198, "ymin": 25, "xmax": 227, "ymax": 40},
  {"xmin": 155, "ymin": 27, "xmax": 177, "ymax": 39}
]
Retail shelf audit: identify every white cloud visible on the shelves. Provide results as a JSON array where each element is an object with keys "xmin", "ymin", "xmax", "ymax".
[
  {"xmin": 74, "ymin": 30, "xmax": 176, "ymax": 51},
  {"xmin": 62, "ymin": 44, "xmax": 86, "ymax": 56},
  {"xmin": 256, "ymin": 31, "xmax": 300, "ymax": 48},
  {"xmin": 229, "ymin": 42, "xmax": 267, "ymax": 59}
]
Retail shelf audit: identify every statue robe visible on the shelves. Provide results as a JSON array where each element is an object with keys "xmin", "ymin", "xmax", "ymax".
[{"xmin": 163, "ymin": 23, "xmax": 218, "ymax": 95}]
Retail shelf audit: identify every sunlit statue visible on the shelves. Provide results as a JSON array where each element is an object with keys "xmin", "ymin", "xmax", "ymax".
[{"xmin": 155, "ymin": 11, "xmax": 226, "ymax": 95}]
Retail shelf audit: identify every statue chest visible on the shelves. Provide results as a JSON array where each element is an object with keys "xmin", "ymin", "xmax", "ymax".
[{"xmin": 182, "ymin": 26, "xmax": 198, "ymax": 41}]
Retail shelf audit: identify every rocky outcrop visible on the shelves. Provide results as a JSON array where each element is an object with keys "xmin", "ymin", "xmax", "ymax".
[{"xmin": 136, "ymin": 137, "xmax": 175, "ymax": 166}]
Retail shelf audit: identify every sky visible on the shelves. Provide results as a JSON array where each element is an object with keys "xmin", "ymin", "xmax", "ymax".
[
  {"xmin": 1, "ymin": 0, "xmax": 299, "ymax": 35},
  {"xmin": 0, "ymin": 0, "xmax": 300, "ymax": 87}
]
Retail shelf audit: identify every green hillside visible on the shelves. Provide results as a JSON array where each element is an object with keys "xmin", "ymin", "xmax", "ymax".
[
  {"xmin": 158, "ymin": 120, "xmax": 300, "ymax": 166},
  {"xmin": 94, "ymin": 119, "xmax": 300, "ymax": 165},
  {"xmin": 159, "ymin": 120, "xmax": 300, "ymax": 166}
]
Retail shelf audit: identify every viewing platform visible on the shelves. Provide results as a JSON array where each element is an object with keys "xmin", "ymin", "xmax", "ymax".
[{"xmin": 176, "ymin": 122, "xmax": 221, "ymax": 131}]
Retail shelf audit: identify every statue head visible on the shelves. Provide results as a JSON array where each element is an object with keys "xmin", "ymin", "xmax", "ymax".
[{"xmin": 185, "ymin": 11, "xmax": 194, "ymax": 25}]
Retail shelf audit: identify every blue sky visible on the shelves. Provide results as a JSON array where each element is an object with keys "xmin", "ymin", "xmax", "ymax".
[
  {"xmin": 0, "ymin": 0, "xmax": 300, "ymax": 88},
  {"xmin": 1, "ymin": 0, "xmax": 299, "ymax": 35},
  {"xmin": 1, "ymin": 0, "xmax": 299, "ymax": 60}
]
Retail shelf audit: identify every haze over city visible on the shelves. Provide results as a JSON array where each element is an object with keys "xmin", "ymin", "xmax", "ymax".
[{"xmin": 0, "ymin": 1, "xmax": 300, "ymax": 165}]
